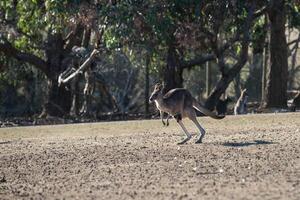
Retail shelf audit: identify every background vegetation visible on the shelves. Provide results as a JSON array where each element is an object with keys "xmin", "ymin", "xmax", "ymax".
[{"xmin": 0, "ymin": 0, "xmax": 299, "ymax": 122}]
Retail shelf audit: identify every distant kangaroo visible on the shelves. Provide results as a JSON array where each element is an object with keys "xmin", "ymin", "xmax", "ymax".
[
  {"xmin": 149, "ymin": 83, "xmax": 225, "ymax": 144},
  {"xmin": 234, "ymin": 89, "xmax": 248, "ymax": 115}
]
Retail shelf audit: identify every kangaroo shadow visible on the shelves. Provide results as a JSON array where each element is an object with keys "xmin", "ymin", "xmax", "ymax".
[{"xmin": 222, "ymin": 140, "xmax": 275, "ymax": 147}]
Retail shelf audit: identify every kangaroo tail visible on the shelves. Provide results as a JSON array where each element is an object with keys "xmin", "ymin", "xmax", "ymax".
[{"xmin": 193, "ymin": 99, "xmax": 225, "ymax": 120}]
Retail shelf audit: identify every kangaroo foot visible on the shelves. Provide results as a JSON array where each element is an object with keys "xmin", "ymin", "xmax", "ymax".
[
  {"xmin": 195, "ymin": 139, "xmax": 203, "ymax": 144},
  {"xmin": 195, "ymin": 131, "xmax": 205, "ymax": 144},
  {"xmin": 177, "ymin": 137, "xmax": 191, "ymax": 145},
  {"xmin": 195, "ymin": 135, "xmax": 205, "ymax": 144}
]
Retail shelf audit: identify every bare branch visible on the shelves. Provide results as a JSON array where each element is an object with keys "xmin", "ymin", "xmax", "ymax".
[
  {"xmin": 0, "ymin": 36, "xmax": 48, "ymax": 75},
  {"xmin": 181, "ymin": 33, "xmax": 240, "ymax": 69},
  {"xmin": 253, "ymin": 6, "xmax": 268, "ymax": 19},
  {"xmin": 181, "ymin": 54, "xmax": 215, "ymax": 69},
  {"xmin": 288, "ymin": 35, "xmax": 300, "ymax": 46},
  {"xmin": 58, "ymin": 49, "xmax": 99, "ymax": 85}
]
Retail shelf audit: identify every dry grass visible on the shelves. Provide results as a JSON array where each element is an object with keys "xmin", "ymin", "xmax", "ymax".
[{"xmin": 0, "ymin": 113, "xmax": 300, "ymax": 199}]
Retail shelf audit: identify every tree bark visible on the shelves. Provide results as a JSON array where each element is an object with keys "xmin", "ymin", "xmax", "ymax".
[
  {"xmin": 145, "ymin": 53, "xmax": 150, "ymax": 117},
  {"xmin": 246, "ymin": 53, "xmax": 263, "ymax": 100},
  {"xmin": 70, "ymin": 76, "xmax": 80, "ymax": 117},
  {"xmin": 262, "ymin": 15, "xmax": 269, "ymax": 104},
  {"xmin": 80, "ymin": 67, "xmax": 94, "ymax": 117},
  {"xmin": 289, "ymin": 33, "xmax": 300, "ymax": 90},
  {"xmin": 265, "ymin": 0, "xmax": 288, "ymax": 108},
  {"xmin": 205, "ymin": 62, "xmax": 212, "ymax": 98},
  {"xmin": 234, "ymin": 74, "xmax": 241, "ymax": 99}
]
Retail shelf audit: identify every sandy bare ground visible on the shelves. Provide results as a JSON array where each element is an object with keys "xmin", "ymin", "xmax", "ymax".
[{"xmin": 0, "ymin": 113, "xmax": 300, "ymax": 200}]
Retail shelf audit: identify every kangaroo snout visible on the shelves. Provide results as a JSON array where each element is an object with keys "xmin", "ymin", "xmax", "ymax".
[
  {"xmin": 149, "ymin": 93, "xmax": 158, "ymax": 103},
  {"xmin": 149, "ymin": 97, "xmax": 154, "ymax": 103}
]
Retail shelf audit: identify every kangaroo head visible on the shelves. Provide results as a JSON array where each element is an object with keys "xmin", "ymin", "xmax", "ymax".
[{"xmin": 149, "ymin": 83, "xmax": 163, "ymax": 103}]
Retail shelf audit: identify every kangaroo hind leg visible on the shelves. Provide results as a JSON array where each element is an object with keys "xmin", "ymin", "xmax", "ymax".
[
  {"xmin": 187, "ymin": 109, "xmax": 206, "ymax": 143},
  {"xmin": 175, "ymin": 114, "xmax": 191, "ymax": 145}
]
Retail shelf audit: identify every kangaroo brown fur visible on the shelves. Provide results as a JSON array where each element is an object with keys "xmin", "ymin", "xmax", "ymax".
[{"xmin": 149, "ymin": 83, "xmax": 225, "ymax": 144}]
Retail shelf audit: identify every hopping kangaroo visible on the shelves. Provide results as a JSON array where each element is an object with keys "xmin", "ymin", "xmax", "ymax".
[{"xmin": 149, "ymin": 83, "xmax": 225, "ymax": 144}]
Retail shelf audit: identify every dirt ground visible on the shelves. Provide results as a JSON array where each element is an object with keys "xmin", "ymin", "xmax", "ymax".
[{"xmin": 0, "ymin": 113, "xmax": 300, "ymax": 200}]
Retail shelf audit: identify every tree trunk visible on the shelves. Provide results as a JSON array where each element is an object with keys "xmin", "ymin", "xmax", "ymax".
[
  {"xmin": 265, "ymin": 0, "xmax": 288, "ymax": 108},
  {"xmin": 234, "ymin": 73, "xmax": 241, "ymax": 99},
  {"xmin": 41, "ymin": 33, "xmax": 73, "ymax": 117},
  {"xmin": 205, "ymin": 62, "xmax": 212, "ymax": 98},
  {"xmin": 261, "ymin": 31, "xmax": 270, "ymax": 104},
  {"xmin": 70, "ymin": 76, "xmax": 80, "ymax": 117},
  {"xmin": 289, "ymin": 33, "xmax": 300, "ymax": 90},
  {"xmin": 80, "ymin": 67, "xmax": 94, "ymax": 117},
  {"xmin": 42, "ymin": 81, "xmax": 72, "ymax": 117},
  {"xmin": 246, "ymin": 53, "xmax": 263, "ymax": 100},
  {"xmin": 261, "ymin": 43, "xmax": 268, "ymax": 104},
  {"xmin": 205, "ymin": 76, "xmax": 231, "ymax": 110},
  {"xmin": 79, "ymin": 28, "xmax": 94, "ymax": 117},
  {"xmin": 145, "ymin": 53, "xmax": 150, "ymax": 117},
  {"xmin": 163, "ymin": 45, "xmax": 183, "ymax": 93},
  {"xmin": 262, "ymin": 17, "xmax": 269, "ymax": 104},
  {"xmin": 205, "ymin": 36, "xmax": 250, "ymax": 110}
]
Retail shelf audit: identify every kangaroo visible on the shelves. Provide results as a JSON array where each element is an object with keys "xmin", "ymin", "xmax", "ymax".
[
  {"xmin": 234, "ymin": 89, "xmax": 248, "ymax": 115},
  {"xmin": 149, "ymin": 83, "xmax": 225, "ymax": 144}
]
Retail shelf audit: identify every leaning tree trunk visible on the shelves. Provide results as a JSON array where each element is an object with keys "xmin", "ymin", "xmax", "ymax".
[
  {"xmin": 265, "ymin": 0, "xmax": 288, "ymax": 108},
  {"xmin": 204, "ymin": 5, "xmax": 254, "ymax": 110},
  {"xmin": 163, "ymin": 45, "xmax": 183, "ymax": 93}
]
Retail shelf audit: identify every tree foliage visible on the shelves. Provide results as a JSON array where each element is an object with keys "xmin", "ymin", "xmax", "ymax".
[{"xmin": 0, "ymin": 0, "xmax": 299, "ymax": 119}]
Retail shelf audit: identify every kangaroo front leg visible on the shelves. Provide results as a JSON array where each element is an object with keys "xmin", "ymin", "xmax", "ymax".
[
  {"xmin": 191, "ymin": 117, "xmax": 206, "ymax": 143},
  {"xmin": 160, "ymin": 111, "xmax": 166, "ymax": 126},
  {"xmin": 177, "ymin": 119, "xmax": 192, "ymax": 145},
  {"xmin": 166, "ymin": 114, "xmax": 170, "ymax": 126}
]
